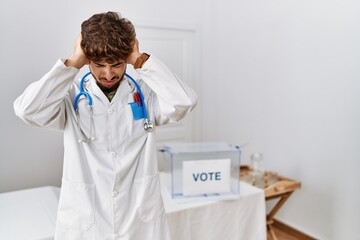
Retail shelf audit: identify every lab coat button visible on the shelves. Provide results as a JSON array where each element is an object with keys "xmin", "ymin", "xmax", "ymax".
[
  {"xmin": 114, "ymin": 233, "xmax": 119, "ymax": 239},
  {"xmin": 113, "ymin": 191, "xmax": 118, "ymax": 197},
  {"xmin": 111, "ymin": 152, "xmax": 117, "ymax": 157},
  {"xmin": 108, "ymin": 109, "xmax": 114, "ymax": 114}
]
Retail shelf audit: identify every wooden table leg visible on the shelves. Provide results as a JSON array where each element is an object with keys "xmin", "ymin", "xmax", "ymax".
[
  {"xmin": 267, "ymin": 192, "xmax": 293, "ymax": 220},
  {"xmin": 267, "ymin": 224, "xmax": 277, "ymax": 240},
  {"xmin": 266, "ymin": 192, "xmax": 293, "ymax": 240}
]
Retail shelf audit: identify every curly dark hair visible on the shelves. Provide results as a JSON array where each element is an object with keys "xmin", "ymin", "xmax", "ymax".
[{"xmin": 81, "ymin": 11, "xmax": 136, "ymax": 63}]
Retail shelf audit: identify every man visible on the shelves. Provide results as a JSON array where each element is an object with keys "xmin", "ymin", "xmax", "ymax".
[{"xmin": 14, "ymin": 12, "xmax": 197, "ymax": 240}]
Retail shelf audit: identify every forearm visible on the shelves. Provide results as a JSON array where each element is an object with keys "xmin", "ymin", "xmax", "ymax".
[
  {"xmin": 14, "ymin": 59, "xmax": 79, "ymax": 128},
  {"xmin": 137, "ymin": 55, "xmax": 198, "ymax": 123}
]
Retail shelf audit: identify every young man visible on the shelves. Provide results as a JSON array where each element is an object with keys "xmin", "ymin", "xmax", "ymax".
[{"xmin": 14, "ymin": 12, "xmax": 197, "ymax": 240}]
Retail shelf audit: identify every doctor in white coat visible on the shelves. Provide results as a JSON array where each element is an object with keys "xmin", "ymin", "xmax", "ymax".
[{"xmin": 14, "ymin": 12, "xmax": 197, "ymax": 240}]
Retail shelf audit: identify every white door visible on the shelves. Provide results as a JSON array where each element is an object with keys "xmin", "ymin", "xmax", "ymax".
[{"xmin": 128, "ymin": 26, "xmax": 200, "ymax": 144}]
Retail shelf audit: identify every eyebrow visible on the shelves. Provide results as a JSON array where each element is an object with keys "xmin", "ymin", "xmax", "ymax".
[
  {"xmin": 111, "ymin": 62, "xmax": 124, "ymax": 67},
  {"xmin": 94, "ymin": 61, "xmax": 125, "ymax": 67}
]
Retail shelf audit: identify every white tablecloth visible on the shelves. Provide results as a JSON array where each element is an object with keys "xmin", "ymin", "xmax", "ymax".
[
  {"xmin": 160, "ymin": 173, "xmax": 266, "ymax": 240},
  {"xmin": 0, "ymin": 176, "xmax": 266, "ymax": 240},
  {"xmin": 0, "ymin": 186, "xmax": 60, "ymax": 240}
]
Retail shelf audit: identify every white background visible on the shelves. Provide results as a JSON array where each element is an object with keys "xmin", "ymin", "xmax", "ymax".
[{"xmin": 0, "ymin": 0, "xmax": 359, "ymax": 239}]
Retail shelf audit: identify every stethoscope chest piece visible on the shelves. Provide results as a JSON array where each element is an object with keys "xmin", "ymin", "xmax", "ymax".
[{"xmin": 143, "ymin": 119, "xmax": 154, "ymax": 132}]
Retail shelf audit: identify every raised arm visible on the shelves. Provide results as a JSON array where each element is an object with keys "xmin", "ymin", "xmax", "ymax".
[{"xmin": 13, "ymin": 36, "xmax": 83, "ymax": 129}]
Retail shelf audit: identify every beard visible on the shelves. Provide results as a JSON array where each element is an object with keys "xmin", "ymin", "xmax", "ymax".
[{"xmin": 92, "ymin": 72, "xmax": 125, "ymax": 94}]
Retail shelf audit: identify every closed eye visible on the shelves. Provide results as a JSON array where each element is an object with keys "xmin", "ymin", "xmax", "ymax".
[
  {"xmin": 111, "ymin": 62, "xmax": 124, "ymax": 68},
  {"xmin": 94, "ymin": 63, "xmax": 105, "ymax": 68}
]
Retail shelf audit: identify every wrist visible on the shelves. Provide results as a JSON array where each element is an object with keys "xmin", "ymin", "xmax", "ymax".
[
  {"xmin": 133, "ymin": 53, "xmax": 150, "ymax": 69},
  {"xmin": 65, "ymin": 55, "xmax": 86, "ymax": 69}
]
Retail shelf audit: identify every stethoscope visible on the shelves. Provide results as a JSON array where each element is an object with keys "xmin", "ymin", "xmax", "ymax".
[{"xmin": 73, "ymin": 72, "xmax": 153, "ymax": 143}]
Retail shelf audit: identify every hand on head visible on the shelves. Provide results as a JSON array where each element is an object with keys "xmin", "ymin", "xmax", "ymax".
[
  {"xmin": 126, "ymin": 38, "xmax": 142, "ymax": 66},
  {"xmin": 65, "ymin": 34, "xmax": 89, "ymax": 69}
]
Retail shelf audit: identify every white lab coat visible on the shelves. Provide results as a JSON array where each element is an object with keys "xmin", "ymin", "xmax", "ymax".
[{"xmin": 14, "ymin": 56, "xmax": 197, "ymax": 240}]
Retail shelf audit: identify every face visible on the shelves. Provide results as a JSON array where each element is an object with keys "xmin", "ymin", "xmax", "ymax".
[{"xmin": 89, "ymin": 60, "xmax": 126, "ymax": 93}]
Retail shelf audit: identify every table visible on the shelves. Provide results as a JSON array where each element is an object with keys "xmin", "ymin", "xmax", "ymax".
[
  {"xmin": 239, "ymin": 166, "xmax": 301, "ymax": 240},
  {"xmin": 160, "ymin": 172, "xmax": 267, "ymax": 240},
  {"xmin": 0, "ymin": 174, "xmax": 267, "ymax": 240},
  {"xmin": 0, "ymin": 186, "xmax": 60, "ymax": 240}
]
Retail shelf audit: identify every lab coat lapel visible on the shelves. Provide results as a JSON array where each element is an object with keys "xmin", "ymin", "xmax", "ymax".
[
  {"xmin": 87, "ymin": 77, "xmax": 109, "ymax": 106},
  {"xmin": 112, "ymin": 78, "xmax": 133, "ymax": 105}
]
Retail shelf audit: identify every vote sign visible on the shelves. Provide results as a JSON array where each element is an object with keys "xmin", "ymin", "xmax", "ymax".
[{"xmin": 182, "ymin": 159, "xmax": 231, "ymax": 196}]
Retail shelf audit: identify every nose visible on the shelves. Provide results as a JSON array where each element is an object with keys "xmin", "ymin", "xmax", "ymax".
[{"xmin": 104, "ymin": 67, "xmax": 115, "ymax": 80}]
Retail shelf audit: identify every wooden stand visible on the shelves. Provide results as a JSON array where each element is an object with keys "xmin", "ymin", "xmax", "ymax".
[{"xmin": 240, "ymin": 166, "xmax": 301, "ymax": 240}]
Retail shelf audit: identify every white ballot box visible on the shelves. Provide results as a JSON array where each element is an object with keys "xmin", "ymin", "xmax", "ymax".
[{"xmin": 159, "ymin": 142, "xmax": 241, "ymax": 201}]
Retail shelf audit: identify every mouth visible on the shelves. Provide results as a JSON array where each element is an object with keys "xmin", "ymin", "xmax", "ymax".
[
  {"xmin": 99, "ymin": 77, "xmax": 120, "ymax": 87},
  {"xmin": 102, "ymin": 80, "xmax": 116, "ymax": 87}
]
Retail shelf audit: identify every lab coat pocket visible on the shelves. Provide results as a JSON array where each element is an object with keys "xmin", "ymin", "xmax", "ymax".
[
  {"xmin": 57, "ymin": 179, "xmax": 95, "ymax": 232},
  {"xmin": 126, "ymin": 104, "xmax": 146, "ymax": 138},
  {"xmin": 135, "ymin": 174, "xmax": 165, "ymax": 223}
]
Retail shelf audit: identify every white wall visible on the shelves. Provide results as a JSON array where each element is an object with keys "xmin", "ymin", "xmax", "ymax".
[
  {"xmin": 201, "ymin": 0, "xmax": 360, "ymax": 239},
  {"xmin": 0, "ymin": 0, "xmax": 208, "ymax": 193},
  {"xmin": 1, "ymin": 0, "xmax": 359, "ymax": 239}
]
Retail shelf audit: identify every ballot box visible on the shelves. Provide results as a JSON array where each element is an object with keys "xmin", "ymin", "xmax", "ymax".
[{"xmin": 159, "ymin": 142, "xmax": 241, "ymax": 201}]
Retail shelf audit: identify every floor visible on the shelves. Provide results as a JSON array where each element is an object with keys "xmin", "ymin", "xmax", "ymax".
[
  {"xmin": 268, "ymin": 227, "xmax": 299, "ymax": 240},
  {"xmin": 267, "ymin": 221, "xmax": 316, "ymax": 240}
]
